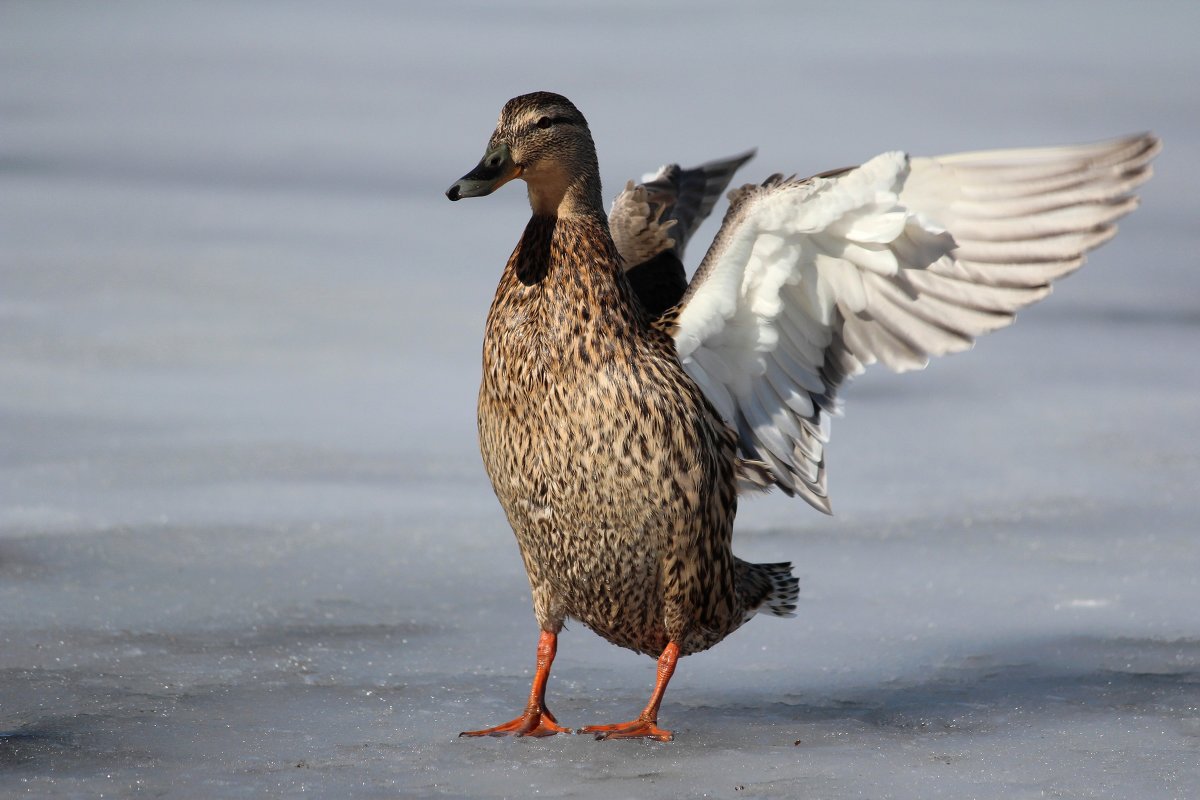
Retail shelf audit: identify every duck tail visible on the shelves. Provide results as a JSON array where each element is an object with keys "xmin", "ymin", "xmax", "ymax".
[{"xmin": 737, "ymin": 559, "xmax": 800, "ymax": 619}]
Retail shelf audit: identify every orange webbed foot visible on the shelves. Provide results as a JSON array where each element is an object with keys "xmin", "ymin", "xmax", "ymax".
[
  {"xmin": 460, "ymin": 707, "xmax": 571, "ymax": 738},
  {"xmin": 461, "ymin": 630, "xmax": 571, "ymax": 738},
  {"xmin": 580, "ymin": 717, "xmax": 673, "ymax": 741},
  {"xmin": 580, "ymin": 641, "xmax": 680, "ymax": 742}
]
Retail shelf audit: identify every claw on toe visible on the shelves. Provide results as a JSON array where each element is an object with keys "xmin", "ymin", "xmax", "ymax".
[{"xmin": 580, "ymin": 718, "xmax": 674, "ymax": 742}]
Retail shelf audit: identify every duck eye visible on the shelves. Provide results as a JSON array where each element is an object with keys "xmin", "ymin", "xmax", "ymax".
[{"xmin": 536, "ymin": 116, "xmax": 554, "ymax": 129}]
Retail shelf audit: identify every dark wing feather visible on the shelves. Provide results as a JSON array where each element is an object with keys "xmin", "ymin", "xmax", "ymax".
[{"xmin": 610, "ymin": 151, "xmax": 756, "ymax": 318}]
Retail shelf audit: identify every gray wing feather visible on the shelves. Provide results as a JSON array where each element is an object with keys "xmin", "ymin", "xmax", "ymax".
[{"xmin": 610, "ymin": 150, "xmax": 756, "ymax": 268}]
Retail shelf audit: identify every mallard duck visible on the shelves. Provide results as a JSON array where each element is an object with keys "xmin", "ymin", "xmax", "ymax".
[{"xmin": 446, "ymin": 91, "xmax": 1158, "ymax": 741}]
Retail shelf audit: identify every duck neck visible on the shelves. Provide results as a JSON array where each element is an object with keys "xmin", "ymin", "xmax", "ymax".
[
  {"xmin": 530, "ymin": 181, "xmax": 603, "ymax": 219},
  {"xmin": 525, "ymin": 155, "xmax": 605, "ymax": 220},
  {"xmin": 511, "ymin": 214, "xmax": 618, "ymax": 287},
  {"xmin": 505, "ymin": 212, "xmax": 640, "ymax": 313}
]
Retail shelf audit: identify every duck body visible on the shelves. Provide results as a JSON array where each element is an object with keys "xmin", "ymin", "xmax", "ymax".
[
  {"xmin": 447, "ymin": 91, "xmax": 1156, "ymax": 740},
  {"xmin": 478, "ymin": 212, "xmax": 746, "ymax": 657}
]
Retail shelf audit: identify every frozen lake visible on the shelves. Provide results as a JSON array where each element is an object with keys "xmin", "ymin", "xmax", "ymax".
[{"xmin": 2, "ymin": 2, "xmax": 1198, "ymax": 797}]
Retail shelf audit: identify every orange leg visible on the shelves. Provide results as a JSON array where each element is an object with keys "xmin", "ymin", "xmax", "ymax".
[
  {"xmin": 580, "ymin": 641, "xmax": 679, "ymax": 741},
  {"xmin": 460, "ymin": 630, "xmax": 571, "ymax": 738}
]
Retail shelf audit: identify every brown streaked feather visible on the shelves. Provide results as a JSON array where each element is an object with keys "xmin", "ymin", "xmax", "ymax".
[{"xmin": 478, "ymin": 212, "xmax": 781, "ymax": 657}]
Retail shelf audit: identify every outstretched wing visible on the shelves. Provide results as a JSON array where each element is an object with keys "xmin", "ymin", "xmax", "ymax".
[
  {"xmin": 610, "ymin": 151, "xmax": 755, "ymax": 318},
  {"xmin": 672, "ymin": 133, "xmax": 1160, "ymax": 513}
]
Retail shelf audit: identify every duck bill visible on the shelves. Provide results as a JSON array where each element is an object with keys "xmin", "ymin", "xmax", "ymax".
[{"xmin": 446, "ymin": 143, "xmax": 523, "ymax": 201}]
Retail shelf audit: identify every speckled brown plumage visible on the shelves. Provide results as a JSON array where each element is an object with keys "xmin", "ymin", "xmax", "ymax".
[
  {"xmin": 448, "ymin": 91, "xmax": 795, "ymax": 740},
  {"xmin": 479, "ymin": 212, "xmax": 756, "ymax": 657}
]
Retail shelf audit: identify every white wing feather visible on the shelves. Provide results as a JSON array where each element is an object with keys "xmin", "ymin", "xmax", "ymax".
[{"xmin": 672, "ymin": 133, "xmax": 1159, "ymax": 513}]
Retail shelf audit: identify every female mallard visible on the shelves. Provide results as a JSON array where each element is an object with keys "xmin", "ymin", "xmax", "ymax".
[{"xmin": 446, "ymin": 91, "xmax": 1158, "ymax": 740}]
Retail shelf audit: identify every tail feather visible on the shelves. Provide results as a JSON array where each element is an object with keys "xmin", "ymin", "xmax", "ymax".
[{"xmin": 736, "ymin": 559, "xmax": 800, "ymax": 620}]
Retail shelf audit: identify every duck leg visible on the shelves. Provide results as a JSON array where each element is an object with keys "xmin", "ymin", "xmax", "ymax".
[
  {"xmin": 580, "ymin": 641, "xmax": 679, "ymax": 741},
  {"xmin": 460, "ymin": 630, "xmax": 572, "ymax": 737}
]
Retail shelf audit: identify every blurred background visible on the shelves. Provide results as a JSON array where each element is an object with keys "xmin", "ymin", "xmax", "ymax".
[{"xmin": 2, "ymin": 2, "xmax": 1198, "ymax": 798}]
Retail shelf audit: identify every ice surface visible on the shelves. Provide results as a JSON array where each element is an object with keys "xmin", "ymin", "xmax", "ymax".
[{"xmin": 2, "ymin": 1, "xmax": 1199, "ymax": 797}]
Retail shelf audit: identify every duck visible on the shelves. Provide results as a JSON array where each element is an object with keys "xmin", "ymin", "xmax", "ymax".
[{"xmin": 445, "ymin": 91, "xmax": 1158, "ymax": 741}]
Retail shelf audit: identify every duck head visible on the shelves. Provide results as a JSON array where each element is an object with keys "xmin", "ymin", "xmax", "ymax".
[{"xmin": 446, "ymin": 92, "xmax": 604, "ymax": 218}]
